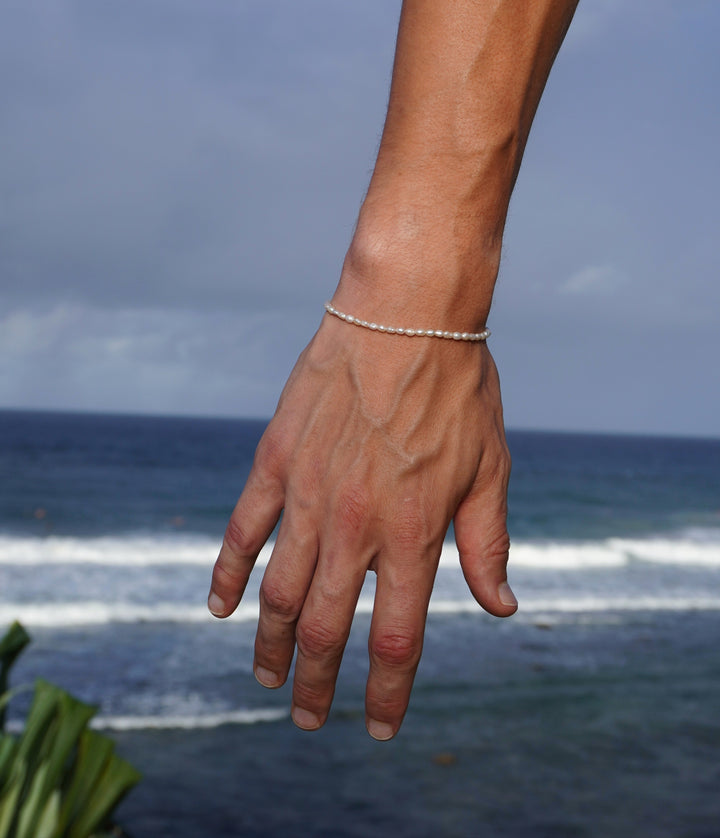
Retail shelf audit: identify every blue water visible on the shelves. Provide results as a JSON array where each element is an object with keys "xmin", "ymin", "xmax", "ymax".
[{"xmin": 1, "ymin": 410, "xmax": 719, "ymax": 837}]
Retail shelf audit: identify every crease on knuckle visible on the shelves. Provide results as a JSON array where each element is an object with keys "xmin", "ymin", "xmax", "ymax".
[
  {"xmin": 334, "ymin": 484, "xmax": 371, "ymax": 537},
  {"xmin": 296, "ymin": 619, "xmax": 345, "ymax": 662},
  {"xmin": 479, "ymin": 445, "xmax": 512, "ymax": 491},
  {"xmin": 461, "ymin": 525, "xmax": 511, "ymax": 570},
  {"xmin": 484, "ymin": 529, "xmax": 511, "ymax": 568},
  {"xmin": 254, "ymin": 428, "xmax": 289, "ymax": 478},
  {"xmin": 212, "ymin": 561, "xmax": 241, "ymax": 592},
  {"xmin": 391, "ymin": 503, "xmax": 432, "ymax": 550},
  {"xmin": 370, "ymin": 630, "xmax": 421, "ymax": 670},
  {"xmin": 366, "ymin": 692, "xmax": 407, "ymax": 721},
  {"xmin": 292, "ymin": 681, "xmax": 330, "ymax": 712},
  {"xmin": 223, "ymin": 516, "xmax": 257, "ymax": 559},
  {"xmin": 259, "ymin": 579, "xmax": 301, "ymax": 623},
  {"xmin": 210, "ymin": 563, "xmax": 244, "ymax": 603}
]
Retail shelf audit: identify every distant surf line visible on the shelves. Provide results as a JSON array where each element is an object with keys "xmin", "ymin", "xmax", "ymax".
[
  {"xmin": 3, "ymin": 595, "xmax": 720, "ymax": 628},
  {"xmin": 1, "ymin": 533, "xmax": 719, "ymax": 568},
  {"xmin": 4, "ymin": 707, "xmax": 288, "ymax": 734}
]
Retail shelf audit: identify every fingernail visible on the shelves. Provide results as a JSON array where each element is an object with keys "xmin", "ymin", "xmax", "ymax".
[
  {"xmin": 292, "ymin": 707, "xmax": 322, "ymax": 730},
  {"xmin": 498, "ymin": 581, "xmax": 518, "ymax": 608},
  {"xmin": 255, "ymin": 666, "xmax": 280, "ymax": 688},
  {"xmin": 207, "ymin": 592, "xmax": 225, "ymax": 616},
  {"xmin": 367, "ymin": 719, "xmax": 395, "ymax": 741}
]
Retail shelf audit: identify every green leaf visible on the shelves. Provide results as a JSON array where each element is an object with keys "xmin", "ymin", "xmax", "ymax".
[
  {"xmin": 15, "ymin": 681, "xmax": 62, "ymax": 770},
  {"xmin": 16, "ymin": 758, "xmax": 51, "ymax": 838},
  {"xmin": 0, "ymin": 756, "xmax": 26, "ymax": 838},
  {"xmin": 0, "ymin": 735, "xmax": 18, "ymax": 788},
  {"xmin": 0, "ymin": 633, "xmax": 140, "ymax": 838},
  {"xmin": 67, "ymin": 741, "xmax": 141, "ymax": 838},
  {"xmin": 14, "ymin": 683, "xmax": 98, "ymax": 838},
  {"xmin": 40, "ymin": 690, "xmax": 96, "ymax": 802},
  {"xmin": 35, "ymin": 788, "xmax": 60, "ymax": 838},
  {"xmin": 0, "ymin": 623, "xmax": 31, "ymax": 677},
  {"xmin": 0, "ymin": 623, "xmax": 31, "ymax": 731},
  {"xmin": 0, "ymin": 684, "xmax": 35, "ymax": 722},
  {"xmin": 57, "ymin": 729, "xmax": 114, "ymax": 834}
]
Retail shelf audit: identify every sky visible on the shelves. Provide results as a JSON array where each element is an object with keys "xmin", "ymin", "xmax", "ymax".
[{"xmin": 1, "ymin": 1, "xmax": 718, "ymax": 436}]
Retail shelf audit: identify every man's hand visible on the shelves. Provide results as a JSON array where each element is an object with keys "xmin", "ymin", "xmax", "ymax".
[{"xmin": 208, "ymin": 311, "xmax": 515, "ymax": 739}]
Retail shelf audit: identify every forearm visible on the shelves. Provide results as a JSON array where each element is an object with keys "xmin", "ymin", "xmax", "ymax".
[{"xmin": 339, "ymin": 0, "xmax": 579, "ymax": 329}]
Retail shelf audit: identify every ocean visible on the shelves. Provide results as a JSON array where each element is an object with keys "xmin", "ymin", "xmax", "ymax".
[{"xmin": 1, "ymin": 409, "xmax": 719, "ymax": 837}]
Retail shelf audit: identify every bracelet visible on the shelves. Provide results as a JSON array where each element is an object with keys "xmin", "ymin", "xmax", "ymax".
[{"xmin": 324, "ymin": 302, "xmax": 490, "ymax": 342}]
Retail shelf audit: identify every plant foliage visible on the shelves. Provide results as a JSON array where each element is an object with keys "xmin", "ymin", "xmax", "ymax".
[{"xmin": 0, "ymin": 622, "xmax": 140, "ymax": 838}]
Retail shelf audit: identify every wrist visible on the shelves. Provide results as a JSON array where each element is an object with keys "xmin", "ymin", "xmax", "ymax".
[{"xmin": 336, "ymin": 194, "xmax": 502, "ymax": 332}]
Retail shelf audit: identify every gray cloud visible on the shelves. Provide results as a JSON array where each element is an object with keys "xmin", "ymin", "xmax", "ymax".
[
  {"xmin": 1, "ymin": 1, "xmax": 718, "ymax": 433},
  {"xmin": 1, "ymin": 2, "xmax": 398, "ymax": 312}
]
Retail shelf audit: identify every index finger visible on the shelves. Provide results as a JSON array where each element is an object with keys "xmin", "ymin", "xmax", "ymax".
[{"xmin": 208, "ymin": 466, "xmax": 284, "ymax": 618}]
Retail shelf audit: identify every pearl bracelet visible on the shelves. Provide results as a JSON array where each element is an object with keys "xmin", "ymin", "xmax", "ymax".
[{"xmin": 324, "ymin": 302, "xmax": 490, "ymax": 342}]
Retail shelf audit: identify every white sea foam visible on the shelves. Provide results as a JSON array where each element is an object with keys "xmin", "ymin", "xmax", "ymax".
[
  {"xmin": 505, "ymin": 542, "xmax": 626, "ymax": 569},
  {"xmin": 449, "ymin": 536, "xmax": 720, "ymax": 569},
  {"xmin": 5, "ymin": 708, "xmax": 288, "ymax": 734},
  {"xmin": 0, "ymin": 602, "xmax": 258, "ymax": 627},
  {"xmin": 3, "ymin": 591, "xmax": 720, "ymax": 629},
  {"xmin": 430, "ymin": 595, "xmax": 720, "ymax": 615},
  {"xmin": 0, "ymin": 533, "xmax": 272, "ymax": 567},
  {"xmin": 610, "ymin": 537, "xmax": 720, "ymax": 567},
  {"xmin": 2, "ymin": 532, "xmax": 717, "ymax": 571},
  {"xmin": 90, "ymin": 707, "xmax": 288, "ymax": 731}
]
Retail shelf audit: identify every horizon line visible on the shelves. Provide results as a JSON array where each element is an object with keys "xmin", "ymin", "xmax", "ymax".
[{"xmin": 1, "ymin": 405, "xmax": 718, "ymax": 444}]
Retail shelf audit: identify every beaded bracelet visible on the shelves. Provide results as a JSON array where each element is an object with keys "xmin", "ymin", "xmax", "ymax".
[{"xmin": 324, "ymin": 302, "xmax": 490, "ymax": 342}]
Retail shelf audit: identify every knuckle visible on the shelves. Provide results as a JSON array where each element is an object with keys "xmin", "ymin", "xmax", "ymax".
[
  {"xmin": 391, "ymin": 500, "xmax": 431, "ymax": 549},
  {"xmin": 253, "ymin": 427, "xmax": 289, "ymax": 478},
  {"xmin": 296, "ymin": 618, "xmax": 345, "ymax": 662},
  {"xmin": 334, "ymin": 485, "xmax": 371, "ymax": 536},
  {"xmin": 366, "ymin": 692, "xmax": 407, "ymax": 721},
  {"xmin": 457, "ymin": 519, "xmax": 510, "ymax": 569},
  {"xmin": 370, "ymin": 630, "xmax": 421, "ymax": 670},
  {"xmin": 485, "ymin": 442, "xmax": 512, "ymax": 486},
  {"xmin": 293, "ymin": 680, "xmax": 331, "ymax": 712},
  {"xmin": 210, "ymin": 562, "xmax": 241, "ymax": 599},
  {"xmin": 485, "ymin": 527, "xmax": 511, "ymax": 564},
  {"xmin": 223, "ymin": 516, "xmax": 257, "ymax": 558},
  {"xmin": 259, "ymin": 579, "xmax": 301, "ymax": 622}
]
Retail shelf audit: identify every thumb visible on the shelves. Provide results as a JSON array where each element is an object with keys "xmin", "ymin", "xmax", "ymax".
[{"xmin": 454, "ymin": 472, "xmax": 517, "ymax": 617}]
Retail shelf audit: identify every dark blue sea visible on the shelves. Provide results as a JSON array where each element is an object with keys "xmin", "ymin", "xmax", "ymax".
[{"xmin": 1, "ymin": 410, "xmax": 719, "ymax": 838}]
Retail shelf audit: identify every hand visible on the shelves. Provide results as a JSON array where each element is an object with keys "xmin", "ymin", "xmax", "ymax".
[
  {"xmin": 207, "ymin": 300, "xmax": 516, "ymax": 740},
  {"xmin": 206, "ymin": 0, "xmax": 579, "ymax": 738}
]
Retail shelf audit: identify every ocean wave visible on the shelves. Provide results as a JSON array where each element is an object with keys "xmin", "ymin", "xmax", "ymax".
[
  {"xmin": 1, "ymin": 531, "xmax": 719, "ymax": 571},
  {"xmin": 503, "ymin": 537, "xmax": 720, "ymax": 569},
  {"xmin": 3, "ymin": 593, "xmax": 720, "ymax": 629},
  {"xmin": 0, "ymin": 533, "xmax": 263, "ymax": 567},
  {"xmin": 0, "ymin": 601, "xmax": 259, "ymax": 627},
  {"xmin": 5, "ymin": 707, "xmax": 288, "ymax": 734},
  {"xmin": 608, "ymin": 537, "xmax": 720, "ymax": 566},
  {"xmin": 90, "ymin": 707, "xmax": 288, "ymax": 731},
  {"xmin": 505, "ymin": 543, "xmax": 626, "ymax": 569}
]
